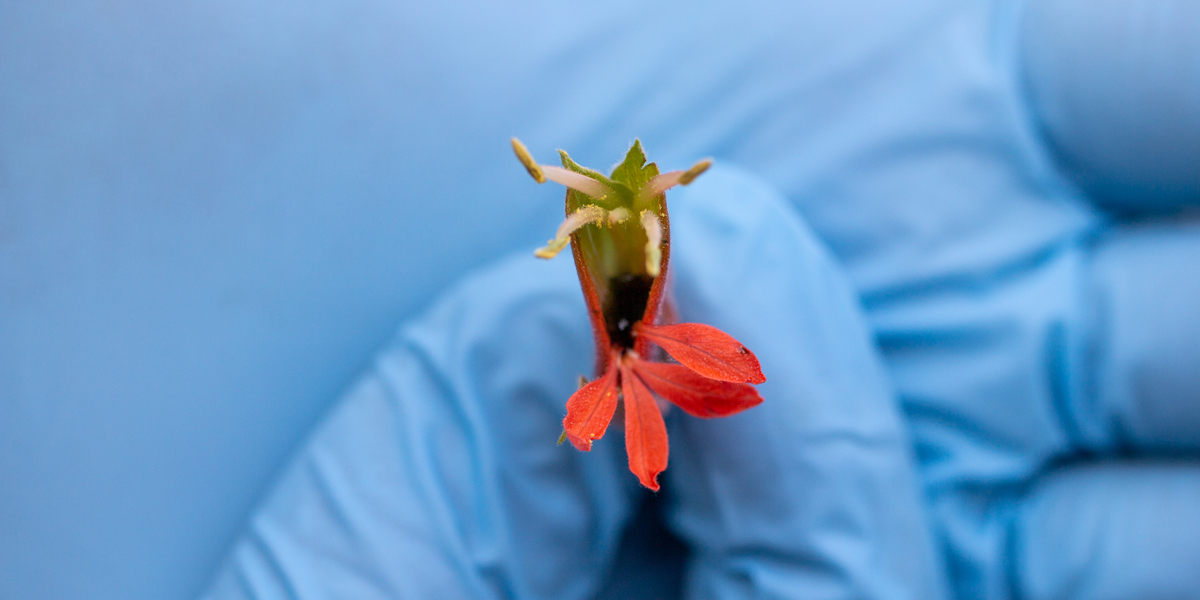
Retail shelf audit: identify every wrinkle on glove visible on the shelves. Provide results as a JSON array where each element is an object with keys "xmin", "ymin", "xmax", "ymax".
[
  {"xmin": 854, "ymin": 1, "xmax": 1200, "ymax": 599},
  {"xmin": 201, "ymin": 166, "xmax": 946, "ymax": 600}
]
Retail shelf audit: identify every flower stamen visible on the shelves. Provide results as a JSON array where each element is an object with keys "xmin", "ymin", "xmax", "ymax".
[
  {"xmin": 541, "ymin": 166, "xmax": 613, "ymax": 199},
  {"xmin": 637, "ymin": 158, "xmax": 712, "ymax": 203},
  {"xmin": 511, "ymin": 137, "xmax": 545, "ymax": 184},
  {"xmin": 512, "ymin": 137, "xmax": 613, "ymax": 199},
  {"xmin": 608, "ymin": 207, "xmax": 632, "ymax": 224},
  {"xmin": 535, "ymin": 205, "xmax": 608, "ymax": 259},
  {"xmin": 640, "ymin": 210, "xmax": 663, "ymax": 277}
]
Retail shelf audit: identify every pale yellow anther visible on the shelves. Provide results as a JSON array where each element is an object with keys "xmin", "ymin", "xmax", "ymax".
[
  {"xmin": 534, "ymin": 238, "xmax": 571, "ymax": 259},
  {"xmin": 511, "ymin": 137, "xmax": 545, "ymax": 184},
  {"xmin": 640, "ymin": 210, "xmax": 663, "ymax": 277},
  {"xmin": 678, "ymin": 158, "xmax": 712, "ymax": 185},
  {"xmin": 535, "ymin": 205, "xmax": 608, "ymax": 259}
]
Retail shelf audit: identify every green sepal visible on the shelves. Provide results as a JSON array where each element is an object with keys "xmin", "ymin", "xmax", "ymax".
[
  {"xmin": 558, "ymin": 150, "xmax": 631, "ymax": 207},
  {"xmin": 609, "ymin": 140, "xmax": 658, "ymax": 196},
  {"xmin": 558, "ymin": 149, "xmax": 614, "ymax": 185}
]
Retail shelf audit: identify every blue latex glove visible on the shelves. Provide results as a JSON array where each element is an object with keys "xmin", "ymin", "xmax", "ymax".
[
  {"xmin": 780, "ymin": 0, "xmax": 1200, "ymax": 599},
  {"xmin": 199, "ymin": 165, "xmax": 945, "ymax": 599},
  {"xmin": 183, "ymin": 0, "xmax": 1197, "ymax": 598}
]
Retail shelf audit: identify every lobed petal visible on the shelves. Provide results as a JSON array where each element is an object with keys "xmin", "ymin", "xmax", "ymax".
[
  {"xmin": 630, "ymin": 359, "xmax": 762, "ymax": 418},
  {"xmin": 562, "ymin": 358, "xmax": 620, "ymax": 451},
  {"xmin": 619, "ymin": 362, "xmax": 669, "ymax": 491},
  {"xmin": 634, "ymin": 322, "xmax": 766, "ymax": 384}
]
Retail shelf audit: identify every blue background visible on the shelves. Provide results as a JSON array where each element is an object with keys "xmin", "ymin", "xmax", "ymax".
[{"xmin": 0, "ymin": 2, "xmax": 555, "ymax": 597}]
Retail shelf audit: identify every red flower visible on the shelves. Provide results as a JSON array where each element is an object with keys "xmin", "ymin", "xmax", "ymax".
[{"xmin": 513, "ymin": 138, "xmax": 765, "ymax": 491}]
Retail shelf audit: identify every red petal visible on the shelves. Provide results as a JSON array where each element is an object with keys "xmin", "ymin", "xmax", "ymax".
[
  {"xmin": 634, "ymin": 322, "xmax": 766, "ymax": 384},
  {"xmin": 620, "ymin": 362, "xmax": 669, "ymax": 491},
  {"xmin": 562, "ymin": 358, "xmax": 620, "ymax": 451},
  {"xmin": 631, "ymin": 360, "xmax": 763, "ymax": 418}
]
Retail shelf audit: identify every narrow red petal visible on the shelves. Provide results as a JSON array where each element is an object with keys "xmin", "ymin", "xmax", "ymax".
[
  {"xmin": 562, "ymin": 358, "xmax": 620, "ymax": 451},
  {"xmin": 631, "ymin": 359, "xmax": 763, "ymax": 418},
  {"xmin": 634, "ymin": 322, "xmax": 766, "ymax": 384},
  {"xmin": 620, "ymin": 362, "xmax": 669, "ymax": 491}
]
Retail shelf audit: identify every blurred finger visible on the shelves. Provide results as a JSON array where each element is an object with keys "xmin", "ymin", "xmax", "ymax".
[
  {"xmin": 1080, "ymin": 221, "xmax": 1200, "ymax": 450},
  {"xmin": 1022, "ymin": 0, "xmax": 1200, "ymax": 210},
  {"xmin": 1016, "ymin": 461, "xmax": 1200, "ymax": 600}
]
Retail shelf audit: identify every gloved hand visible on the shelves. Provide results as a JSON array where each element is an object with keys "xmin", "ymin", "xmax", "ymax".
[
  {"xmin": 196, "ymin": 0, "xmax": 1200, "ymax": 598},
  {"xmin": 789, "ymin": 1, "xmax": 1200, "ymax": 599},
  {"xmin": 200, "ymin": 165, "xmax": 945, "ymax": 599}
]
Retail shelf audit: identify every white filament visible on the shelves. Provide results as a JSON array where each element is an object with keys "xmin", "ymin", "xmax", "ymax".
[
  {"xmin": 541, "ymin": 166, "xmax": 612, "ymax": 199},
  {"xmin": 636, "ymin": 159, "xmax": 711, "ymax": 205},
  {"xmin": 534, "ymin": 205, "xmax": 608, "ymax": 259},
  {"xmin": 640, "ymin": 210, "xmax": 663, "ymax": 277}
]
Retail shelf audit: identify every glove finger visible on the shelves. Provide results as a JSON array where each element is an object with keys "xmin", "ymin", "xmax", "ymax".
[
  {"xmin": 660, "ymin": 165, "xmax": 948, "ymax": 600},
  {"xmin": 1015, "ymin": 460, "xmax": 1200, "ymax": 600},
  {"xmin": 1076, "ymin": 221, "xmax": 1200, "ymax": 450},
  {"xmin": 201, "ymin": 255, "xmax": 643, "ymax": 599},
  {"xmin": 1022, "ymin": 0, "xmax": 1200, "ymax": 210}
]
